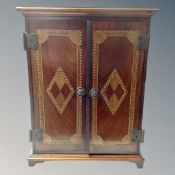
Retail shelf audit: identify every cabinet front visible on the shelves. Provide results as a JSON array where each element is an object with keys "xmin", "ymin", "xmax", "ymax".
[
  {"xmin": 28, "ymin": 20, "xmax": 87, "ymax": 153},
  {"xmin": 27, "ymin": 18, "xmax": 148, "ymax": 154},
  {"xmin": 90, "ymin": 20, "xmax": 147, "ymax": 153}
]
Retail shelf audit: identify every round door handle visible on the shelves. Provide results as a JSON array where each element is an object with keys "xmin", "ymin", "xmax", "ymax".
[
  {"xmin": 89, "ymin": 89, "xmax": 99, "ymax": 98},
  {"xmin": 76, "ymin": 87, "xmax": 85, "ymax": 96}
]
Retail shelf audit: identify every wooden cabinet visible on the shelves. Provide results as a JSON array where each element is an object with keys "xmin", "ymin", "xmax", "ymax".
[{"xmin": 17, "ymin": 7, "xmax": 158, "ymax": 168}]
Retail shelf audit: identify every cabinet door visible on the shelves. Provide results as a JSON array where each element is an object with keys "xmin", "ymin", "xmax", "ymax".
[
  {"xmin": 27, "ymin": 19, "xmax": 87, "ymax": 153},
  {"xmin": 90, "ymin": 19, "xmax": 148, "ymax": 153}
]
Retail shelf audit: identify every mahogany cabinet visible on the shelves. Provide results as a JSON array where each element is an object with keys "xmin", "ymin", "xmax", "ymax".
[{"xmin": 17, "ymin": 7, "xmax": 158, "ymax": 168}]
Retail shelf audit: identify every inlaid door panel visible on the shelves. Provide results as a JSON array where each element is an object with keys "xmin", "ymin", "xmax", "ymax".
[
  {"xmin": 27, "ymin": 19, "xmax": 87, "ymax": 153},
  {"xmin": 90, "ymin": 20, "xmax": 148, "ymax": 153}
]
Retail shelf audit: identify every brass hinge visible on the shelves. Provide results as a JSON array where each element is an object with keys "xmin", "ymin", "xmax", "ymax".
[
  {"xmin": 137, "ymin": 34, "xmax": 150, "ymax": 50},
  {"xmin": 23, "ymin": 32, "xmax": 39, "ymax": 50},
  {"xmin": 131, "ymin": 129, "xmax": 144, "ymax": 143},
  {"xmin": 29, "ymin": 128, "xmax": 43, "ymax": 142}
]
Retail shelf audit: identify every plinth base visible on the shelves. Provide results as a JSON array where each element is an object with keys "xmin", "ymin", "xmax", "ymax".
[{"xmin": 28, "ymin": 154, "xmax": 144, "ymax": 168}]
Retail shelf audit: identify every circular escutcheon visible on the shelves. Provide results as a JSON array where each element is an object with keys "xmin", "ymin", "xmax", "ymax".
[{"xmin": 76, "ymin": 87, "xmax": 85, "ymax": 96}]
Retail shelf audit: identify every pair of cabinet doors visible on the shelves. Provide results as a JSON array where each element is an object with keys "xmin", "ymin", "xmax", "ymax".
[{"xmin": 27, "ymin": 18, "xmax": 147, "ymax": 154}]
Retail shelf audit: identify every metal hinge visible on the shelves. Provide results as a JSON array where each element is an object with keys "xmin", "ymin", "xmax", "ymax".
[
  {"xmin": 23, "ymin": 32, "xmax": 39, "ymax": 50},
  {"xmin": 137, "ymin": 34, "xmax": 150, "ymax": 50},
  {"xmin": 29, "ymin": 128, "xmax": 43, "ymax": 142},
  {"xmin": 131, "ymin": 129, "xmax": 144, "ymax": 143}
]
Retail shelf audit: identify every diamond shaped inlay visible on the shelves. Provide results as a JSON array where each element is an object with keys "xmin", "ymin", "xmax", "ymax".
[
  {"xmin": 46, "ymin": 66, "xmax": 75, "ymax": 114},
  {"xmin": 100, "ymin": 68, "xmax": 128, "ymax": 115}
]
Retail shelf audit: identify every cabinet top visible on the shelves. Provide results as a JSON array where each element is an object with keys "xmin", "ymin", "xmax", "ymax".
[{"xmin": 16, "ymin": 7, "xmax": 159, "ymax": 17}]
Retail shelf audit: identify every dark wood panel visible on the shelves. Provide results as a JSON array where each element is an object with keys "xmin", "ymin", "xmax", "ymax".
[
  {"xmin": 97, "ymin": 36, "xmax": 132, "ymax": 141},
  {"xmin": 90, "ymin": 19, "xmax": 149, "ymax": 153},
  {"xmin": 42, "ymin": 35, "xmax": 77, "ymax": 138},
  {"xmin": 28, "ymin": 19, "xmax": 87, "ymax": 31},
  {"xmin": 93, "ymin": 18, "xmax": 148, "ymax": 33},
  {"xmin": 27, "ymin": 19, "xmax": 87, "ymax": 153}
]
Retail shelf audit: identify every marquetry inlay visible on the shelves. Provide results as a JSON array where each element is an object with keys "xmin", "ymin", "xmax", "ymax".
[
  {"xmin": 91, "ymin": 30, "xmax": 140, "ymax": 145},
  {"xmin": 46, "ymin": 66, "xmax": 75, "ymax": 114},
  {"xmin": 100, "ymin": 68, "xmax": 128, "ymax": 115},
  {"xmin": 31, "ymin": 29, "xmax": 83, "ymax": 145}
]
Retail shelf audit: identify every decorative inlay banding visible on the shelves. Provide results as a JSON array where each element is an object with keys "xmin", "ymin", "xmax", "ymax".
[
  {"xmin": 91, "ymin": 30, "xmax": 140, "ymax": 145},
  {"xmin": 100, "ymin": 68, "xmax": 128, "ymax": 115},
  {"xmin": 32, "ymin": 29, "xmax": 83, "ymax": 145},
  {"xmin": 46, "ymin": 66, "xmax": 75, "ymax": 114}
]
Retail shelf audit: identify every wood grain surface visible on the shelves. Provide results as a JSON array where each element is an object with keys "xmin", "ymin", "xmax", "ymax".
[
  {"xmin": 27, "ymin": 19, "xmax": 87, "ymax": 153},
  {"xmin": 22, "ymin": 8, "xmax": 153, "ymax": 161}
]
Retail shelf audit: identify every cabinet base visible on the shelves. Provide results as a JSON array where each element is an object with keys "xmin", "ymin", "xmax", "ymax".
[{"xmin": 28, "ymin": 154, "xmax": 144, "ymax": 168}]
